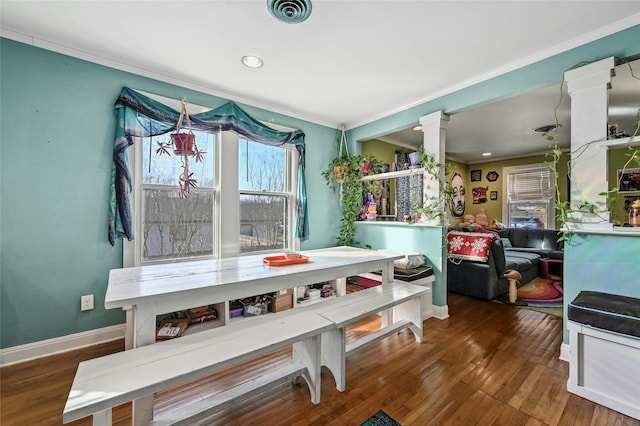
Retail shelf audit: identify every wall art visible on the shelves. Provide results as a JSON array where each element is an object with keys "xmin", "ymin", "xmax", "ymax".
[
  {"xmin": 472, "ymin": 186, "xmax": 488, "ymax": 204},
  {"xmin": 618, "ymin": 168, "xmax": 640, "ymax": 192},
  {"xmin": 486, "ymin": 171, "xmax": 499, "ymax": 182}
]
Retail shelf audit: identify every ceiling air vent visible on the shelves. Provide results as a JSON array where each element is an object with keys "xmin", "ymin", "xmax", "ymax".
[{"xmin": 268, "ymin": 0, "xmax": 312, "ymax": 24}]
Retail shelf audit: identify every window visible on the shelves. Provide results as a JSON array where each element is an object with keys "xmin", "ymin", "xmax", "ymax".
[
  {"xmin": 239, "ymin": 139, "xmax": 294, "ymax": 253},
  {"xmin": 140, "ymin": 131, "xmax": 215, "ymax": 262},
  {"xmin": 123, "ymin": 106, "xmax": 299, "ymax": 267},
  {"xmin": 503, "ymin": 164, "xmax": 554, "ymax": 229}
]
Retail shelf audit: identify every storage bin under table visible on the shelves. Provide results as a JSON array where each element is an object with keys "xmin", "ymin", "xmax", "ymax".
[{"xmin": 567, "ymin": 291, "xmax": 640, "ymax": 420}]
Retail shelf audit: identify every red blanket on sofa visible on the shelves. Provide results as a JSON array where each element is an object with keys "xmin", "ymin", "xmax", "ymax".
[{"xmin": 447, "ymin": 230, "xmax": 498, "ymax": 262}]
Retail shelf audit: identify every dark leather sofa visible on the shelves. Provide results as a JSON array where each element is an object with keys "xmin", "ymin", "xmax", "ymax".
[
  {"xmin": 496, "ymin": 228, "xmax": 564, "ymax": 260},
  {"xmin": 446, "ymin": 227, "xmax": 563, "ymax": 301}
]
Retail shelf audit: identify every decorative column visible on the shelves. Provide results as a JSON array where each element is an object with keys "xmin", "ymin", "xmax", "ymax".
[
  {"xmin": 564, "ymin": 56, "xmax": 615, "ymax": 224},
  {"xmin": 419, "ymin": 111, "xmax": 450, "ymax": 224}
]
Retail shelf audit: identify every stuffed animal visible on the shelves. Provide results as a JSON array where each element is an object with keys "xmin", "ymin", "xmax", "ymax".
[
  {"xmin": 458, "ymin": 214, "xmax": 476, "ymax": 227},
  {"xmin": 475, "ymin": 209, "xmax": 489, "ymax": 226}
]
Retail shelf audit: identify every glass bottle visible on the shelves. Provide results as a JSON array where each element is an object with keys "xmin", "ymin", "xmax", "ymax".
[{"xmin": 629, "ymin": 199, "xmax": 640, "ymax": 227}]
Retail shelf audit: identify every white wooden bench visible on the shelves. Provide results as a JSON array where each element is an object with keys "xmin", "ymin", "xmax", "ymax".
[
  {"xmin": 63, "ymin": 281, "xmax": 427, "ymax": 425},
  {"xmin": 300, "ymin": 280, "xmax": 428, "ymax": 391},
  {"xmin": 63, "ymin": 311, "xmax": 334, "ymax": 426}
]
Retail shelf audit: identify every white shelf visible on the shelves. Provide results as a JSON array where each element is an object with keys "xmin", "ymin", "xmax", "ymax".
[
  {"xmin": 598, "ymin": 136, "xmax": 639, "ymax": 148},
  {"xmin": 178, "ymin": 318, "xmax": 225, "ymax": 337},
  {"xmin": 361, "ymin": 168, "xmax": 426, "ymax": 181},
  {"xmin": 296, "ymin": 295, "xmax": 336, "ymax": 307}
]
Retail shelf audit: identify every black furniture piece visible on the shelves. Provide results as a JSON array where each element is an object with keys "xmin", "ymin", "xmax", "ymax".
[
  {"xmin": 567, "ymin": 291, "xmax": 640, "ymax": 420},
  {"xmin": 446, "ymin": 227, "xmax": 563, "ymax": 300}
]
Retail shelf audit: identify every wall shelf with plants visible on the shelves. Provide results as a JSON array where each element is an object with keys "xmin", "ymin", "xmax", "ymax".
[
  {"xmin": 357, "ymin": 147, "xmax": 453, "ymax": 226},
  {"xmin": 361, "ymin": 168, "xmax": 425, "ymax": 181},
  {"xmin": 545, "ymin": 57, "xmax": 639, "ymax": 237}
]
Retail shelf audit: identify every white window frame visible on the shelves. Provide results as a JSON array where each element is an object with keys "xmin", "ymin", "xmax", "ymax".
[
  {"xmin": 238, "ymin": 137, "xmax": 298, "ymax": 255},
  {"xmin": 123, "ymin": 94, "xmax": 299, "ymax": 267},
  {"xmin": 502, "ymin": 163, "xmax": 555, "ymax": 230}
]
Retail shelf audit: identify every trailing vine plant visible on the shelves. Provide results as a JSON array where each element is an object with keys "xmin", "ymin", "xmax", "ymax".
[
  {"xmin": 321, "ymin": 127, "xmax": 381, "ymax": 246},
  {"xmin": 544, "ymin": 58, "xmax": 640, "ymax": 239},
  {"xmin": 410, "ymin": 146, "xmax": 454, "ymax": 225}
]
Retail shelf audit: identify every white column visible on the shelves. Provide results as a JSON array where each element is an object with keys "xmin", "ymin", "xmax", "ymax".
[
  {"xmin": 564, "ymin": 57, "xmax": 614, "ymax": 223},
  {"xmin": 419, "ymin": 111, "xmax": 450, "ymax": 224}
]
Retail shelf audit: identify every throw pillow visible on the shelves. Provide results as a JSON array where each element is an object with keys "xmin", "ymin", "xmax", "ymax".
[
  {"xmin": 501, "ymin": 238, "xmax": 513, "ymax": 248},
  {"xmin": 447, "ymin": 231, "xmax": 498, "ymax": 263}
]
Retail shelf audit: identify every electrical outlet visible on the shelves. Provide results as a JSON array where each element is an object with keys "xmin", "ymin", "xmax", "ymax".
[{"xmin": 81, "ymin": 294, "xmax": 94, "ymax": 311}]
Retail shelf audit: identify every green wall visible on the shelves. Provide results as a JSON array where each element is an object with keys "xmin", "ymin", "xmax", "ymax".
[
  {"xmin": 0, "ymin": 38, "xmax": 338, "ymax": 349},
  {"xmin": 608, "ymin": 146, "xmax": 640, "ymax": 224},
  {"xmin": 452, "ymin": 154, "xmax": 570, "ymax": 229}
]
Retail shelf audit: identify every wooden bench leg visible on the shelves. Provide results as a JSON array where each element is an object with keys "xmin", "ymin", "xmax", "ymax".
[
  {"xmin": 132, "ymin": 395, "xmax": 154, "ymax": 425},
  {"xmin": 292, "ymin": 335, "xmax": 323, "ymax": 404},
  {"xmin": 320, "ymin": 328, "xmax": 346, "ymax": 391},
  {"xmin": 380, "ymin": 309, "xmax": 392, "ymax": 328},
  {"xmin": 393, "ymin": 296, "xmax": 423, "ymax": 343},
  {"xmin": 92, "ymin": 408, "xmax": 112, "ymax": 426}
]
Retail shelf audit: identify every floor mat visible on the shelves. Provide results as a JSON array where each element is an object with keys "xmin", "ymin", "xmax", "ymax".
[
  {"xmin": 361, "ymin": 410, "xmax": 401, "ymax": 426},
  {"xmin": 516, "ymin": 277, "xmax": 563, "ymax": 307}
]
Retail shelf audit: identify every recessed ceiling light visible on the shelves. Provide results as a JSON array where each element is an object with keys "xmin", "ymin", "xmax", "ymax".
[
  {"xmin": 412, "ymin": 125, "xmax": 422, "ymax": 131},
  {"xmin": 241, "ymin": 55, "xmax": 263, "ymax": 69},
  {"xmin": 482, "ymin": 152, "xmax": 492, "ymax": 157}
]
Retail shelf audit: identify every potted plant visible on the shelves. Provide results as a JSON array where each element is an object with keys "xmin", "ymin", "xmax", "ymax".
[
  {"xmin": 155, "ymin": 100, "xmax": 206, "ymax": 198},
  {"xmin": 322, "ymin": 152, "xmax": 382, "ymax": 246},
  {"xmin": 322, "ymin": 127, "xmax": 382, "ymax": 246}
]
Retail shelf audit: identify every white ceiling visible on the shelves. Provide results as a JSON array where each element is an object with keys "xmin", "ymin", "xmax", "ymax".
[
  {"xmin": 377, "ymin": 61, "xmax": 640, "ymax": 163},
  {"xmin": 2, "ymin": 1, "xmax": 639, "ymax": 162}
]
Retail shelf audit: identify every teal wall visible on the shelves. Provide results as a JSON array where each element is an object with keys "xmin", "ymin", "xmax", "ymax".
[
  {"xmin": 563, "ymin": 233, "xmax": 640, "ymax": 343},
  {"xmin": 2, "ymin": 24, "xmax": 640, "ymax": 350},
  {"xmin": 0, "ymin": 38, "xmax": 339, "ymax": 349},
  {"xmin": 355, "ymin": 224, "xmax": 446, "ymax": 307}
]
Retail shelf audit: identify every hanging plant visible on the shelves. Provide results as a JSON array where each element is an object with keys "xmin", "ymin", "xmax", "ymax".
[
  {"xmin": 155, "ymin": 99, "xmax": 206, "ymax": 198},
  {"xmin": 322, "ymin": 125, "xmax": 381, "ymax": 246}
]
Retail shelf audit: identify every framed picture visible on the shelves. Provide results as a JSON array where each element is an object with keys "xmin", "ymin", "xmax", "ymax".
[
  {"xmin": 490, "ymin": 191, "xmax": 498, "ymax": 201},
  {"xmin": 472, "ymin": 186, "xmax": 488, "ymax": 204},
  {"xmin": 486, "ymin": 171, "xmax": 499, "ymax": 182},
  {"xmin": 471, "ymin": 169, "xmax": 482, "ymax": 182},
  {"xmin": 617, "ymin": 168, "xmax": 640, "ymax": 192}
]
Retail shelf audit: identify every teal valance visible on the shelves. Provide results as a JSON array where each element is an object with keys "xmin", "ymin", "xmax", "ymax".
[{"xmin": 109, "ymin": 87, "xmax": 308, "ymax": 245}]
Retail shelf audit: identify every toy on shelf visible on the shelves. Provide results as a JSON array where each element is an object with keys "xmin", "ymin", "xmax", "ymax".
[
  {"xmin": 458, "ymin": 214, "xmax": 476, "ymax": 227},
  {"xmin": 475, "ymin": 209, "xmax": 489, "ymax": 226}
]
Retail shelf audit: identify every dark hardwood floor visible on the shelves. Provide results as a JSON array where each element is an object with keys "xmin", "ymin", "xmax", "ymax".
[{"xmin": 2, "ymin": 293, "xmax": 638, "ymax": 425}]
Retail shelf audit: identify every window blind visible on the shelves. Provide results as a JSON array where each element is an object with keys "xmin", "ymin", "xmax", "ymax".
[{"xmin": 507, "ymin": 167, "xmax": 552, "ymax": 202}]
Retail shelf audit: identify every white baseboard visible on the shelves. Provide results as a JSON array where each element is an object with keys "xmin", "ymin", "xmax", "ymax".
[
  {"xmin": 432, "ymin": 304, "xmax": 449, "ymax": 320},
  {"xmin": 560, "ymin": 342, "xmax": 570, "ymax": 362},
  {"xmin": 0, "ymin": 324, "xmax": 125, "ymax": 367}
]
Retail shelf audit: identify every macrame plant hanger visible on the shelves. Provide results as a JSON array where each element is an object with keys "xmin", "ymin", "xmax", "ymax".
[
  {"xmin": 174, "ymin": 99, "xmax": 196, "ymax": 198},
  {"xmin": 337, "ymin": 124, "xmax": 349, "ymax": 203}
]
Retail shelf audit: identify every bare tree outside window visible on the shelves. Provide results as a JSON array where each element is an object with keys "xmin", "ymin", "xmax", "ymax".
[
  {"xmin": 141, "ymin": 131, "xmax": 215, "ymax": 262},
  {"xmin": 239, "ymin": 139, "xmax": 290, "ymax": 253},
  {"xmin": 143, "ymin": 189, "xmax": 214, "ymax": 260}
]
